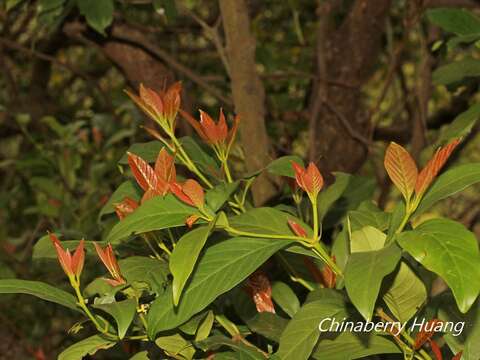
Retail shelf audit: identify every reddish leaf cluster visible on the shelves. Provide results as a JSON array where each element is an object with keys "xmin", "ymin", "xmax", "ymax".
[
  {"xmin": 94, "ymin": 243, "xmax": 126, "ymax": 287},
  {"xmin": 181, "ymin": 108, "xmax": 240, "ymax": 151},
  {"xmin": 414, "ymin": 319, "xmax": 444, "ymax": 349},
  {"xmin": 114, "ymin": 197, "xmax": 139, "ymax": 220},
  {"xmin": 288, "ymin": 220, "xmax": 336, "ymax": 288},
  {"xmin": 49, "ymin": 233, "xmax": 85, "ymax": 280},
  {"xmin": 384, "ymin": 139, "xmax": 460, "ymax": 205},
  {"xmin": 245, "ymin": 271, "xmax": 275, "ymax": 314},
  {"xmin": 291, "ymin": 161, "xmax": 324, "ymax": 200},
  {"xmin": 125, "ymin": 82, "xmax": 181, "ymax": 132},
  {"xmin": 128, "ymin": 148, "xmax": 177, "ymax": 203}
]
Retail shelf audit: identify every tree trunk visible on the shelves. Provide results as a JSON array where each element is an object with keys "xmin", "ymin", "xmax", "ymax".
[
  {"xmin": 309, "ymin": 0, "xmax": 392, "ymax": 175},
  {"xmin": 219, "ymin": 0, "xmax": 277, "ymax": 205}
]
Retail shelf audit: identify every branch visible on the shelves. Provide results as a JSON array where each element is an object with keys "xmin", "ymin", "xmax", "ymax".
[
  {"xmin": 179, "ymin": 3, "xmax": 231, "ymax": 76},
  {"xmin": 322, "ymin": 100, "xmax": 371, "ymax": 148},
  {"xmin": 0, "ymin": 37, "xmax": 112, "ymax": 109},
  {"xmin": 64, "ymin": 21, "xmax": 233, "ymax": 106}
]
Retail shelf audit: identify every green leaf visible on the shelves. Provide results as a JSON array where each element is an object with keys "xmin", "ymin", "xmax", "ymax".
[
  {"xmin": 317, "ymin": 172, "xmax": 351, "ymax": 221},
  {"xmin": 170, "ymin": 225, "xmax": 212, "ymax": 306},
  {"xmin": 439, "ymin": 298, "xmax": 480, "ymax": 360},
  {"xmin": 447, "ymin": 34, "xmax": 480, "ymax": 49},
  {"xmin": 266, "ymin": 155, "xmax": 304, "ymax": 178},
  {"xmin": 106, "ymin": 195, "xmax": 200, "ymax": 244},
  {"xmin": 179, "ymin": 311, "xmax": 209, "ymax": 335},
  {"xmin": 312, "ymin": 331, "xmax": 401, "ymax": 360},
  {"xmin": 246, "ymin": 312, "xmax": 288, "ymax": 343},
  {"xmin": 179, "ymin": 136, "xmax": 220, "ymax": 176},
  {"xmin": 348, "ymin": 202, "xmax": 390, "ymax": 232},
  {"xmin": 438, "ymin": 104, "xmax": 480, "ymax": 144},
  {"xmin": 129, "ymin": 351, "xmax": 150, "ymax": 360},
  {"xmin": 98, "ymin": 181, "xmax": 141, "ymax": 220},
  {"xmin": 427, "ymin": 8, "xmax": 480, "ymax": 35},
  {"xmin": 322, "ymin": 175, "xmax": 376, "ymax": 227},
  {"xmin": 271, "ymin": 281, "xmax": 300, "ymax": 317},
  {"xmin": 119, "ymin": 256, "xmax": 169, "ymax": 295},
  {"xmin": 155, "ymin": 334, "xmax": 195, "ymax": 360},
  {"xmin": 58, "ymin": 335, "xmax": 116, "ymax": 360},
  {"xmin": 433, "ymin": 58, "xmax": 480, "ymax": 85},
  {"xmin": 119, "ymin": 141, "xmax": 163, "ymax": 164},
  {"xmin": 383, "ymin": 262, "xmax": 427, "ymax": 323},
  {"xmin": 197, "ymin": 335, "xmax": 265, "ymax": 359},
  {"xmin": 206, "ymin": 182, "xmax": 239, "ymax": 212},
  {"xmin": 414, "ymin": 163, "xmax": 480, "ymax": 215},
  {"xmin": 195, "ymin": 310, "xmax": 214, "ymax": 341},
  {"xmin": 350, "ymin": 226, "xmax": 386, "ymax": 253},
  {"xmin": 77, "ymin": 0, "xmax": 114, "ymax": 35},
  {"xmin": 276, "ymin": 298, "xmax": 348, "ymax": 360},
  {"xmin": 397, "ymin": 218, "xmax": 480, "ymax": 313},
  {"xmin": 229, "ymin": 207, "xmax": 312, "ymax": 237},
  {"xmin": 345, "ymin": 244, "xmax": 402, "ymax": 320},
  {"xmin": 93, "ymin": 299, "xmax": 136, "ymax": 339},
  {"xmin": 32, "ymin": 235, "xmax": 106, "ymax": 259},
  {"xmin": 0, "ymin": 279, "xmax": 79, "ymax": 311},
  {"xmin": 147, "ymin": 237, "xmax": 291, "ymax": 338}
]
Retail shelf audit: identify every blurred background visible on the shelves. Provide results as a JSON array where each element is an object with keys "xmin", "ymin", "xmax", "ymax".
[{"xmin": 1, "ymin": 0, "xmax": 479, "ymax": 358}]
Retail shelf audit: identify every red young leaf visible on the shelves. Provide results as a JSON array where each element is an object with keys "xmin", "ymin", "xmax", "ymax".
[
  {"xmin": 288, "ymin": 219, "xmax": 308, "ymax": 238},
  {"xmin": 414, "ymin": 319, "xmax": 443, "ymax": 349},
  {"xmin": 429, "ymin": 339, "xmax": 443, "ymax": 360},
  {"xmin": 227, "ymin": 114, "xmax": 240, "ymax": 152},
  {"xmin": 94, "ymin": 243, "xmax": 126, "ymax": 286},
  {"xmin": 186, "ymin": 214, "xmax": 200, "ymax": 228},
  {"xmin": 415, "ymin": 139, "xmax": 461, "ymax": 196},
  {"xmin": 452, "ymin": 351, "xmax": 463, "ymax": 360},
  {"xmin": 154, "ymin": 148, "xmax": 176, "ymax": 185},
  {"xmin": 384, "ymin": 142, "xmax": 418, "ymax": 201},
  {"xmin": 180, "ymin": 109, "xmax": 209, "ymax": 142},
  {"xmin": 182, "ymin": 179, "xmax": 205, "ymax": 208},
  {"xmin": 114, "ymin": 197, "xmax": 139, "ymax": 220},
  {"xmin": 139, "ymin": 84, "xmax": 164, "ymax": 116},
  {"xmin": 71, "ymin": 239, "xmax": 85, "ymax": 278},
  {"xmin": 163, "ymin": 82, "xmax": 182, "ymax": 124},
  {"xmin": 171, "ymin": 182, "xmax": 195, "ymax": 206},
  {"xmin": 303, "ymin": 256, "xmax": 324, "ymax": 284},
  {"xmin": 245, "ymin": 271, "xmax": 275, "ymax": 313},
  {"xmin": 291, "ymin": 161, "xmax": 324, "ymax": 198},
  {"xmin": 141, "ymin": 188, "xmax": 162, "ymax": 204},
  {"xmin": 320, "ymin": 256, "xmax": 336, "ymax": 289},
  {"xmin": 127, "ymin": 152, "xmax": 159, "ymax": 192}
]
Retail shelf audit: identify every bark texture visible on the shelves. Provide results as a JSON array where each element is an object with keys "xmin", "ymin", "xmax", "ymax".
[
  {"xmin": 219, "ymin": 0, "xmax": 277, "ymax": 205},
  {"xmin": 309, "ymin": 0, "xmax": 392, "ymax": 174}
]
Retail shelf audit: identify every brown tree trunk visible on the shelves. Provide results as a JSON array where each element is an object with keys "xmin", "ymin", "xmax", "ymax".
[
  {"xmin": 309, "ymin": 0, "xmax": 392, "ymax": 175},
  {"xmin": 219, "ymin": 0, "xmax": 277, "ymax": 205}
]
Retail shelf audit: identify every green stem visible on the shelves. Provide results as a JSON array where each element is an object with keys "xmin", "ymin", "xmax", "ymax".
[
  {"xmin": 72, "ymin": 281, "xmax": 117, "ymax": 339},
  {"xmin": 311, "ymin": 197, "xmax": 319, "ymax": 241},
  {"xmin": 312, "ymin": 242, "xmax": 342, "ymax": 277},
  {"xmin": 224, "ymin": 225, "xmax": 341, "ymax": 276},
  {"xmin": 142, "ymin": 234, "xmax": 162, "ymax": 259},
  {"xmin": 167, "ymin": 228, "xmax": 176, "ymax": 248},
  {"xmin": 171, "ymin": 136, "xmax": 213, "ymax": 189},
  {"xmin": 225, "ymin": 226, "xmax": 308, "ymax": 242},
  {"xmin": 277, "ymin": 253, "xmax": 314, "ymax": 291},
  {"xmin": 376, "ymin": 309, "xmax": 432, "ymax": 360}
]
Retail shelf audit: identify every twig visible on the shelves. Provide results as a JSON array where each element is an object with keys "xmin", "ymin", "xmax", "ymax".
[
  {"xmin": 322, "ymin": 100, "xmax": 370, "ymax": 148},
  {"xmin": 0, "ymin": 37, "xmax": 113, "ymax": 109},
  {"xmin": 109, "ymin": 23, "xmax": 233, "ymax": 106},
  {"xmin": 179, "ymin": 4, "xmax": 231, "ymax": 77}
]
